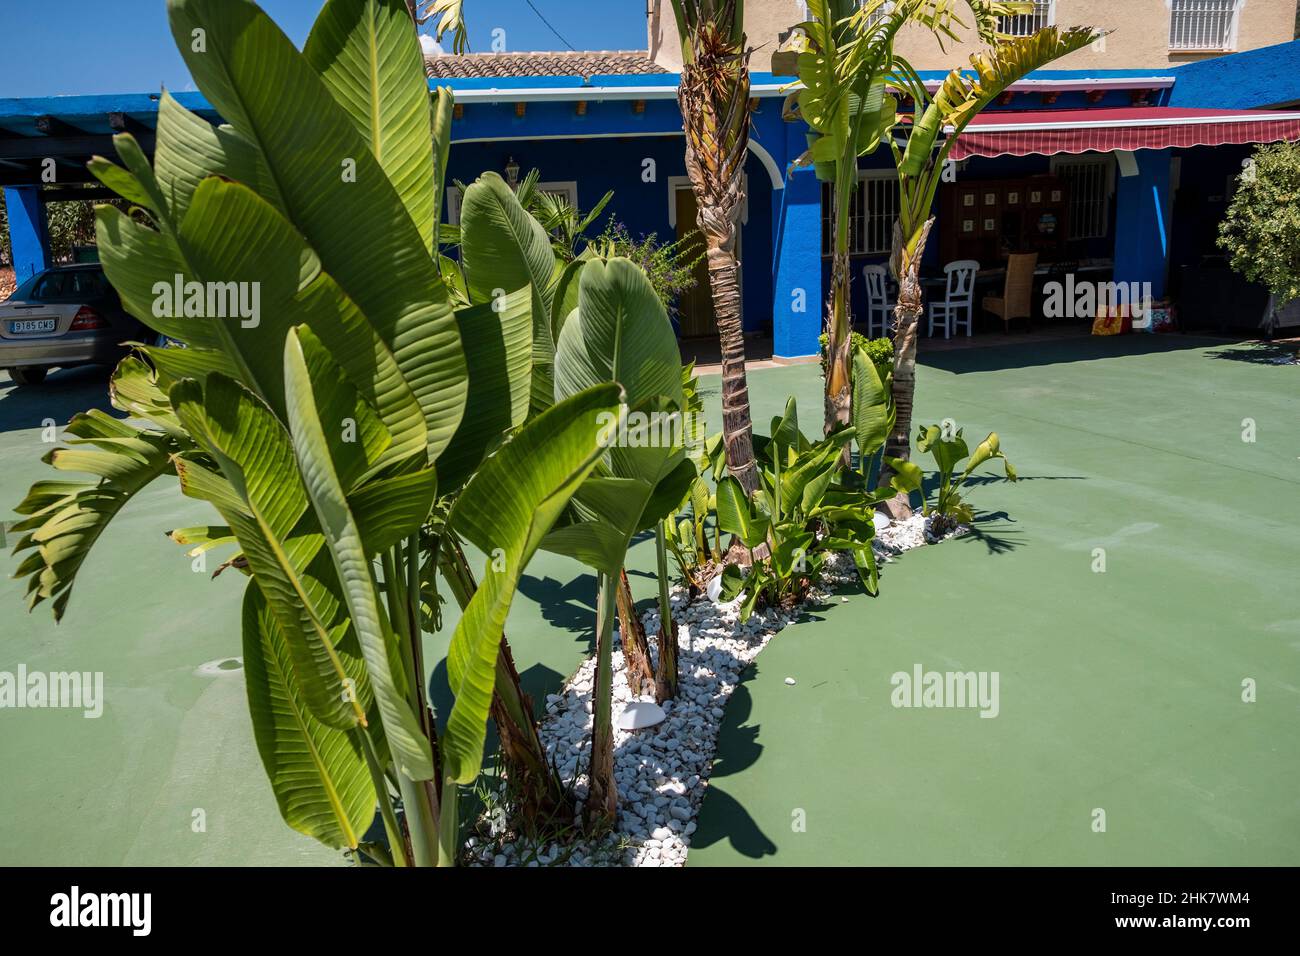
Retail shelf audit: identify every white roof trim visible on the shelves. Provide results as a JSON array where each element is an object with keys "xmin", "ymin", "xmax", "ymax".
[{"xmin": 446, "ymin": 75, "xmax": 1178, "ymax": 103}]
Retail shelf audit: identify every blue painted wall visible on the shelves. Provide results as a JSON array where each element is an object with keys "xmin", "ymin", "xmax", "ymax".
[
  {"xmin": 1113, "ymin": 148, "xmax": 1173, "ymax": 300},
  {"xmin": 446, "ymin": 130, "xmax": 774, "ymax": 337},
  {"xmin": 3, "ymin": 186, "xmax": 50, "ymax": 280}
]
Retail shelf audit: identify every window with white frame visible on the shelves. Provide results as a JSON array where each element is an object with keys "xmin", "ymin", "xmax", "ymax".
[
  {"xmin": 997, "ymin": 0, "xmax": 1053, "ymax": 37},
  {"xmin": 1050, "ymin": 155, "xmax": 1115, "ymax": 241},
  {"xmin": 1169, "ymin": 0, "xmax": 1239, "ymax": 51},
  {"xmin": 444, "ymin": 180, "xmax": 577, "ymax": 224},
  {"xmin": 821, "ymin": 171, "xmax": 899, "ymax": 257}
]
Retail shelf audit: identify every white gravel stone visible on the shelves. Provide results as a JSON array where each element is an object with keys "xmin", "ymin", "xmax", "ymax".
[
  {"xmin": 467, "ymin": 516, "xmax": 966, "ymax": 867},
  {"xmin": 616, "ymin": 700, "xmax": 667, "ymax": 731}
]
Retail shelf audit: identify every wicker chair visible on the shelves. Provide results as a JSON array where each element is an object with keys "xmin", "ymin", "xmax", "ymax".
[{"xmin": 982, "ymin": 253, "xmax": 1038, "ymax": 332}]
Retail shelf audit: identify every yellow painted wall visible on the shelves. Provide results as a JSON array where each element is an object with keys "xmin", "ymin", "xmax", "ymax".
[{"xmin": 648, "ymin": 0, "xmax": 1298, "ymax": 74}]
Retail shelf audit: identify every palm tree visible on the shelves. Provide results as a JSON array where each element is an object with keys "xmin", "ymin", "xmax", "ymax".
[
  {"xmin": 872, "ymin": 8, "xmax": 1102, "ymax": 514},
  {"xmin": 413, "ymin": 0, "xmax": 468, "ymax": 52},
  {"xmin": 669, "ymin": 0, "xmax": 761, "ymax": 496},
  {"xmin": 785, "ymin": 0, "xmax": 908, "ymax": 443}
]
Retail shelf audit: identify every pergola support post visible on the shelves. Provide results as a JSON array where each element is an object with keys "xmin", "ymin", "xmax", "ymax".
[
  {"xmin": 1113, "ymin": 148, "xmax": 1173, "ymax": 301},
  {"xmin": 3, "ymin": 186, "xmax": 52, "ymax": 281}
]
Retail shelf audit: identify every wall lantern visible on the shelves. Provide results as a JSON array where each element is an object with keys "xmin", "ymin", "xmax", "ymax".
[{"xmin": 504, "ymin": 156, "xmax": 520, "ymax": 189}]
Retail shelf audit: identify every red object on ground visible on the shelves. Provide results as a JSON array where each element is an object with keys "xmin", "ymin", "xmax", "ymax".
[{"xmin": 947, "ymin": 107, "xmax": 1300, "ymax": 160}]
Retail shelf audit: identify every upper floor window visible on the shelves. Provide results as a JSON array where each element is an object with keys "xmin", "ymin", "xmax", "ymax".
[
  {"xmin": 1169, "ymin": 0, "xmax": 1240, "ymax": 51},
  {"xmin": 997, "ymin": 0, "xmax": 1054, "ymax": 37},
  {"xmin": 860, "ymin": 1, "xmax": 894, "ymax": 27}
]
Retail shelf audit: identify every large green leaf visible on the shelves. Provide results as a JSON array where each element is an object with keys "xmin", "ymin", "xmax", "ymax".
[
  {"xmin": 100, "ymin": 168, "xmax": 428, "ymax": 472},
  {"xmin": 174, "ymin": 176, "xmax": 324, "ymax": 418},
  {"xmin": 441, "ymin": 383, "xmax": 622, "ymax": 783},
  {"xmin": 10, "ymin": 413, "xmax": 177, "ymax": 621},
  {"xmin": 283, "ymin": 326, "xmax": 435, "ymax": 780},
  {"xmin": 554, "ymin": 257, "xmax": 683, "ymax": 416},
  {"xmin": 170, "ymin": 374, "xmax": 366, "ymax": 731},
  {"xmin": 543, "ymin": 257, "xmax": 690, "ymax": 571},
  {"xmin": 459, "ymin": 172, "xmax": 557, "ymax": 414},
  {"xmin": 167, "ymin": 0, "xmax": 467, "ymax": 462},
  {"xmin": 93, "ymin": 207, "xmax": 219, "ymax": 350},
  {"xmin": 349, "ymin": 469, "xmax": 439, "ymax": 554},
  {"xmin": 304, "ymin": 0, "xmax": 437, "ymax": 255},
  {"xmin": 242, "ymin": 581, "xmax": 376, "ymax": 849},
  {"xmin": 715, "ymin": 475, "xmax": 770, "ymax": 550},
  {"xmin": 152, "ymin": 89, "xmax": 281, "ymax": 225},
  {"xmin": 851, "ymin": 346, "xmax": 893, "ymax": 461},
  {"xmin": 550, "ymin": 256, "xmax": 586, "ymax": 343},
  {"xmin": 436, "ymin": 285, "xmax": 534, "ymax": 491},
  {"xmin": 431, "ymin": 87, "xmax": 453, "ymax": 243}
]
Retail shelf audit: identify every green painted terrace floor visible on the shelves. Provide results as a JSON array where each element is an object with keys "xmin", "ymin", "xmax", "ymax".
[{"xmin": 1, "ymin": 334, "xmax": 1297, "ymax": 866}]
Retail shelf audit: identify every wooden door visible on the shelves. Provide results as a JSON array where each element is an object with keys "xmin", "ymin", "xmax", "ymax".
[{"xmin": 674, "ymin": 187, "xmax": 715, "ymax": 338}]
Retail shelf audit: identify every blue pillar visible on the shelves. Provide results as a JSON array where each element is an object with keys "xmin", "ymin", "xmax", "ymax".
[
  {"xmin": 3, "ymin": 186, "xmax": 52, "ymax": 281},
  {"xmin": 1112, "ymin": 148, "xmax": 1172, "ymax": 300},
  {"xmin": 771, "ymin": 164, "xmax": 822, "ymax": 358}
]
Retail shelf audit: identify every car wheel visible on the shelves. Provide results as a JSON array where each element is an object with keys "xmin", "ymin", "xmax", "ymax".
[{"xmin": 9, "ymin": 367, "xmax": 48, "ymax": 386}]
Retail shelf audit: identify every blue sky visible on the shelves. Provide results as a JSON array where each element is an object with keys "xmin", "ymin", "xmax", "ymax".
[{"xmin": 0, "ymin": 0, "xmax": 648, "ymax": 98}]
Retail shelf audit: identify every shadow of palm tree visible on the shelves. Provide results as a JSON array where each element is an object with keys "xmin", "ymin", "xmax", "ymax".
[
  {"xmin": 1205, "ymin": 341, "xmax": 1300, "ymax": 365},
  {"xmin": 962, "ymin": 511, "xmax": 1024, "ymax": 555},
  {"xmin": 515, "ymin": 572, "xmax": 598, "ymax": 645},
  {"xmin": 690, "ymin": 679, "xmax": 777, "ymax": 859}
]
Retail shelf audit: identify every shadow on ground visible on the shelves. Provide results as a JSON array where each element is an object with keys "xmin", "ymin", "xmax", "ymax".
[
  {"xmin": 689, "ymin": 676, "xmax": 778, "ymax": 860},
  {"xmin": 0, "ymin": 365, "xmax": 119, "ymax": 435},
  {"xmin": 919, "ymin": 332, "xmax": 1239, "ymax": 375},
  {"xmin": 1204, "ymin": 341, "xmax": 1300, "ymax": 365}
]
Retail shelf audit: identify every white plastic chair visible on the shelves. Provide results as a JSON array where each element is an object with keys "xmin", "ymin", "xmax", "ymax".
[
  {"xmin": 862, "ymin": 264, "xmax": 895, "ymax": 337},
  {"xmin": 928, "ymin": 259, "xmax": 979, "ymax": 338}
]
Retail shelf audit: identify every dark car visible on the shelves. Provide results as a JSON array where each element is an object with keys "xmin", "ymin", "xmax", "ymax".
[{"xmin": 0, "ymin": 263, "xmax": 151, "ymax": 385}]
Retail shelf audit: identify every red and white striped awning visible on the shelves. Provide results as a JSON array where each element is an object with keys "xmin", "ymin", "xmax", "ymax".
[{"xmin": 947, "ymin": 107, "xmax": 1300, "ymax": 160}]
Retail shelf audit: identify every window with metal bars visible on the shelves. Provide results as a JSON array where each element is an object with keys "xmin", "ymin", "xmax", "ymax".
[
  {"xmin": 821, "ymin": 171, "xmax": 899, "ymax": 257},
  {"xmin": 997, "ymin": 0, "xmax": 1053, "ymax": 37},
  {"xmin": 860, "ymin": 0, "xmax": 893, "ymax": 27},
  {"xmin": 1050, "ymin": 156, "xmax": 1114, "ymax": 241},
  {"xmin": 1169, "ymin": 0, "xmax": 1239, "ymax": 51}
]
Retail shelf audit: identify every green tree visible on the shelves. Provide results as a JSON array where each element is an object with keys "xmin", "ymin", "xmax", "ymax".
[{"xmin": 1218, "ymin": 142, "xmax": 1300, "ymax": 316}]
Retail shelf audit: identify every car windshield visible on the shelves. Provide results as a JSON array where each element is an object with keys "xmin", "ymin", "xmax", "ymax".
[{"xmin": 30, "ymin": 269, "xmax": 110, "ymax": 301}]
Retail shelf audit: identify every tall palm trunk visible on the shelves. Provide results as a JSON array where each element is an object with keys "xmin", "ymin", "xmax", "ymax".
[
  {"xmin": 653, "ymin": 525, "xmax": 678, "ymax": 702},
  {"xmin": 825, "ymin": 246, "xmax": 853, "ymax": 436},
  {"xmin": 616, "ymin": 568, "xmax": 655, "ymax": 696},
  {"xmin": 677, "ymin": 6, "xmax": 760, "ymax": 497},
  {"xmin": 878, "ymin": 217, "xmax": 933, "ymax": 517}
]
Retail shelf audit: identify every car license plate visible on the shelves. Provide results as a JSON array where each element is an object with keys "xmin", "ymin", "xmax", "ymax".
[{"xmin": 9, "ymin": 319, "xmax": 57, "ymax": 334}]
